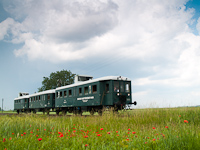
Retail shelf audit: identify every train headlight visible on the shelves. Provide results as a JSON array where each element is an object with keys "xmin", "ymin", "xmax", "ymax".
[
  {"xmin": 128, "ymin": 93, "xmax": 130, "ymax": 96},
  {"xmin": 117, "ymin": 93, "xmax": 119, "ymax": 96}
]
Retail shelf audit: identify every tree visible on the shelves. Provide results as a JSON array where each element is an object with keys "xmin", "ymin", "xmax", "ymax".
[{"xmin": 38, "ymin": 70, "xmax": 76, "ymax": 92}]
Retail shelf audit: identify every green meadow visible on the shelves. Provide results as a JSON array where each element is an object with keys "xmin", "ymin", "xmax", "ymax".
[{"xmin": 0, "ymin": 107, "xmax": 200, "ymax": 149}]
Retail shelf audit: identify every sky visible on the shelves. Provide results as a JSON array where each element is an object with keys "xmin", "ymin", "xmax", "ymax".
[{"xmin": 0, "ymin": 0, "xmax": 200, "ymax": 110}]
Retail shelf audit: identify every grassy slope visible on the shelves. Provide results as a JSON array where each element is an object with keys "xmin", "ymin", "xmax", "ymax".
[{"xmin": 0, "ymin": 107, "xmax": 199, "ymax": 149}]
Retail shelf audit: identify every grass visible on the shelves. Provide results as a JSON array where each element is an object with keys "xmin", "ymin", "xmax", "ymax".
[{"xmin": 0, "ymin": 107, "xmax": 200, "ymax": 149}]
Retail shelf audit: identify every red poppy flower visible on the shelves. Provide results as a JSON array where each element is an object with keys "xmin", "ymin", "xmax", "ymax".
[
  {"xmin": 126, "ymin": 138, "xmax": 129, "ymax": 141},
  {"xmin": 116, "ymin": 131, "xmax": 118, "ymax": 133},
  {"xmin": 107, "ymin": 132, "xmax": 110, "ymax": 134},
  {"xmin": 38, "ymin": 138, "xmax": 42, "ymax": 141},
  {"xmin": 9, "ymin": 137, "xmax": 12, "ymax": 140},
  {"xmin": 3, "ymin": 138, "xmax": 6, "ymax": 142},
  {"xmin": 44, "ymin": 129, "xmax": 46, "ymax": 131},
  {"xmin": 152, "ymin": 127, "xmax": 156, "ymax": 129},
  {"xmin": 97, "ymin": 134, "xmax": 101, "ymax": 136},
  {"xmin": 59, "ymin": 134, "xmax": 64, "ymax": 137},
  {"xmin": 153, "ymin": 139, "xmax": 156, "ymax": 141},
  {"xmin": 100, "ymin": 128, "xmax": 103, "ymax": 131},
  {"xmin": 165, "ymin": 126, "xmax": 168, "ymax": 128},
  {"xmin": 116, "ymin": 134, "xmax": 119, "ymax": 136},
  {"xmin": 184, "ymin": 120, "xmax": 188, "ymax": 123},
  {"xmin": 73, "ymin": 130, "xmax": 76, "ymax": 133},
  {"xmin": 23, "ymin": 132, "xmax": 26, "ymax": 135},
  {"xmin": 30, "ymin": 131, "xmax": 33, "ymax": 133},
  {"xmin": 132, "ymin": 132, "xmax": 136, "ymax": 134},
  {"xmin": 85, "ymin": 144, "xmax": 88, "ymax": 147},
  {"xmin": 36, "ymin": 135, "xmax": 38, "ymax": 137},
  {"xmin": 179, "ymin": 115, "xmax": 181, "ymax": 117},
  {"xmin": 21, "ymin": 134, "xmax": 23, "ymax": 136},
  {"xmin": 84, "ymin": 135, "xmax": 88, "ymax": 138},
  {"xmin": 12, "ymin": 133, "xmax": 14, "ymax": 135},
  {"xmin": 128, "ymin": 129, "xmax": 130, "ymax": 131}
]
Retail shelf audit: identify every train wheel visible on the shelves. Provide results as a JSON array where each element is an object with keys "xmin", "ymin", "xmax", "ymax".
[
  {"xmin": 46, "ymin": 110, "xmax": 50, "ymax": 115},
  {"xmin": 56, "ymin": 110, "xmax": 60, "ymax": 116},
  {"xmin": 33, "ymin": 110, "xmax": 36, "ymax": 114},
  {"xmin": 62, "ymin": 110, "xmax": 66, "ymax": 116},
  {"xmin": 98, "ymin": 109, "xmax": 103, "ymax": 116},
  {"xmin": 90, "ymin": 108, "xmax": 95, "ymax": 115}
]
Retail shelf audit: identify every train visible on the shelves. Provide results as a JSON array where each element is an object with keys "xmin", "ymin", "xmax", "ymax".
[{"xmin": 14, "ymin": 75, "xmax": 137, "ymax": 115}]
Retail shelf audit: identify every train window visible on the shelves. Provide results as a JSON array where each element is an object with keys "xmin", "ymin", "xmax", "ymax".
[
  {"xmin": 48, "ymin": 94, "xmax": 50, "ymax": 100},
  {"xmin": 39, "ymin": 96, "xmax": 41, "ymax": 101},
  {"xmin": 84, "ymin": 87, "xmax": 88, "ymax": 95},
  {"xmin": 92, "ymin": 85, "xmax": 97, "ymax": 93},
  {"xmin": 60, "ymin": 91, "xmax": 63, "ymax": 98},
  {"xmin": 120, "ymin": 82, "xmax": 124, "ymax": 92},
  {"xmin": 125, "ymin": 83, "xmax": 130, "ymax": 92},
  {"xmin": 79, "ymin": 88, "xmax": 82, "ymax": 95},
  {"xmin": 114, "ymin": 81, "xmax": 119, "ymax": 92},
  {"xmin": 25, "ymin": 99, "xmax": 27, "ymax": 103},
  {"xmin": 89, "ymin": 85, "xmax": 91, "ymax": 94},
  {"xmin": 106, "ymin": 84, "xmax": 109, "ymax": 92},
  {"xmin": 69, "ymin": 89, "xmax": 72, "ymax": 96},
  {"xmin": 64, "ymin": 91, "xmax": 67, "ymax": 97}
]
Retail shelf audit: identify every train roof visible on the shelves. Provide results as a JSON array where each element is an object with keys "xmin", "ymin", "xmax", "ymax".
[
  {"xmin": 29, "ymin": 89, "xmax": 55, "ymax": 97},
  {"xmin": 56, "ymin": 76, "xmax": 131, "ymax": 91},
  {"xmin": 14, "ymin": 89, "xmax": 55, "ymax": 100}
]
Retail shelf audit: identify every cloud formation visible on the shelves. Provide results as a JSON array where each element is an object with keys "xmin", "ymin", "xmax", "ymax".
[{"xmin": 1, "ymin": 0, "xmax": 200, "ymax": 107}]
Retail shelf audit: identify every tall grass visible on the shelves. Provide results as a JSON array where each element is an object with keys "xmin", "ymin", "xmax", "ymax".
[{"xmin": 0, "ymin": 107, "xmax": 199, "ymax": 149}]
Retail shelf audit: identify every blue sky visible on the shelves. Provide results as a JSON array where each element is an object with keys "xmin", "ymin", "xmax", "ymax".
[{"xmin": 1, "ymin": 0, "xmax": 200, "ymax": 110}]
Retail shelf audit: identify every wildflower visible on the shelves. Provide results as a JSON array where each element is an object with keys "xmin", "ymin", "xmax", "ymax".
[
  {"xmin": 30, "ymin": 131, "xmax": 33, "ymax": 133},
  {"xmin": 126, "ymin": 138, "xmax": 129, "ymax": 141},
  {"xmin": 116, "ymin": 134, "xmax": 119, "ymax": 136},
  {"xmin": 179, "ymin": 115, "xmax": 181, "ymax": 117},
  {"xmin": 38, "ymin": 138, "xmax": 42, "ymax": 141},
  {"xmin": 36, "ymin": 135, "xmax": 38, "ymax": 137},
  {"xmin": 58, "ymin": 132, "xmax": 62, "ymax": 134},
  {"xmin": 147, "ymin": 137, "xmax": 149, "ymax": 139},
  {"xmin": 9, "ymin": 137, "xmax": 12, "ymax": 140},
  {"xmin": 107, "ymin": 132, "xmax": 110, "ymax": 134},
  {"xmin": 184, "ymin": 120, "xmax": 188, "ymax": 123},
  {"xmin": 100, "ymin": 128, "xmax": 103, "ymax": 131},
  {"xmin": 165, "ymin": 126, "xmax": 168, "ymax": 128},
  {"xmin": 23, "ymin": 132, "xmax": 26, "ymax": 135},
  {"xmin": 12, "ymin": 133, "xmax": 14, "ymax": 135},
  {"xmin": 59, "ymin": 134, "xmax": 64, "ymax": 137},
  {"xmin": 145, "ymin": 142, "xmax": 147, "ymax": 144},
  {"xmin": 85, "ymin": 144, "xmax": 88, "ymax": 147},
  {"xmin": 116, "ymin": 131, "xmax": 118, "ymax": 133},
  {"xmin": 3, "ymin": 138, "xmax": 6, "ymax": 142},
  {"xmin": 73, "ymin": 130, "xmax": 76, "ymax": 133},
  {"xmin": 37, "ymin": 129, "xmax": 39, "ymax": 131},
  {"xmin": 128, "ymin": 129, "xmax": 130, "ymax": 131},
  {"xmin": 132, "ymin": 132, "xmax": 136, "ymax": 134},
  {"xmin": 21, "ymin": 134, "xmax": 23, "ymax": 136},
  {"xmin": 44, "ymin": 129, "xmax": 46, "ymax": 131},
  {"xmin": 153, "ymin": 139, "xmax": 156, "ymax": 141},
  {"xmin": 157, "ymin": 138, "xmax": 159, "ymax": 140},
  {"xmin": 73, "ymin": 128, "xmax": 75, "ymax": 129},
  {"xmin": 97, "ymin": 134, "xmax": 101, "ymax": 136},
  {"xmin": 127, "ymin": 132, "xmax": 130, "ymax": 134},
  {"xmin": 84, "ymin": 135, "xmax": 88, "ymax": 138},
  {"xmin": 152, "ymin": 127, "xmax": 156, "ymax": 129}
]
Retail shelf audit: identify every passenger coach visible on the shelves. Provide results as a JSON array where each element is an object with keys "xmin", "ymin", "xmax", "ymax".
[{"xmin": 55, "ymin": 76, "xmax": 136, "ymax": 115}]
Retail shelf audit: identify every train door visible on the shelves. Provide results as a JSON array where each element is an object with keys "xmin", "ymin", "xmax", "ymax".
[{"xmin": 101, "ymin": 81, "xmax": 112, "ymax": 105}]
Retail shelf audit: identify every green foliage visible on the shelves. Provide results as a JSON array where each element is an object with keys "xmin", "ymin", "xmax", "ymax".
[
  {"xmin": 38, "ymin": 70, "xmax": 76, "ymax": 92},
  {"xmin": 0, "ymin": 107, "xmax": 200, "ymax": 149}
]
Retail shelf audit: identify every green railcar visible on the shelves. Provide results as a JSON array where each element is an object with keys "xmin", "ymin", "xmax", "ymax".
[
  {"xmin": 55, "ymin": 76, "xmax": 136, "ymax": 115},
  {"xmin": 29, "ymin": 89, "xmax": 55, "ymax": 114},
  {"xmin": 14, "ymin": 95, "xmax": 29, "ymax": 113}
]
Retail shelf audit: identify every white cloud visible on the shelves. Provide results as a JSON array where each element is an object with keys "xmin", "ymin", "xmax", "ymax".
[
  {"xmin": 1, "ymin": 0, "xmax": 200, "ymax": 99},
  {"xmin": 197, "ymin": 17, "xmax": 200, "ymax": 34}
]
